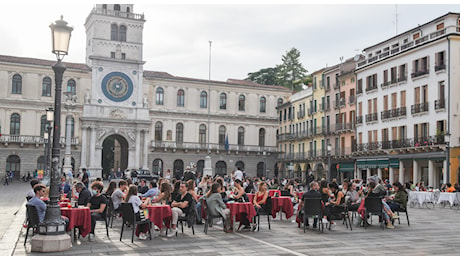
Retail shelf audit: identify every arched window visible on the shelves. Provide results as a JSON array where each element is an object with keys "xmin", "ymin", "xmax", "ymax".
[
  {"xmin": 196, "ymin": 160, "xmax": 204, "ymax": 175},
  {"xmin": 176, "ymin": 123, "xmax": 184, "ymax": 144},
  {"xmin": 114, "ymin": 4, "xmax": 121, "ymax": 11},
  {"xmin": 156, "ymin": 87, "xmax": 164, "ymax": 105},
  {"xmin": 257, "ymin": 162, "xmax": 264, "ymax": 177},
  {"xmin": 219, "ymin": 125, "xmax": 226, "ymax": 146},
  {"xmin": 12, "ymin": 74, "xmax": 22, "ymax": 94},
  {"xmin": 200, "ymin": 91, "xmax": 207, "ymax": 108},
  {"xmin": 155, "ymin": 122, "xmax": 162, "ymax": 141},
  {"xmin": 259, "ymin": 128, "xmax": 266, "ymax": 147},
  {"xmin": 40, "ymin": 115, "xmax": 51, "ymax": 137},
  {"xmin": 119, "ymin": 25, "xmax": 127, "ymax": 42},
  {"xmin": 177, "ymin": 89, "xmax": 185, "ymax": 107},
  {"xmin": 235, "ymin": 161, "xmax": 245, "ymax": 171},
  {"xmin": 152, "ymin": 159, "xmax": 163, "ymax": 176},
  {"xmin": 111, "ymin": 24, "xmax": 118, "ymax": 41},
  {"xmin": 238, "ymin": 127, "xmax": 244, "ymax": 146},
  {"xmin": 67, "ymin": 79, "xmax": 76, "ymax": 94},
  {"xmin": 199, "ymin": 124, "xmax": 206, "ymax": 146},
  {"xmin": 10, "ymin": 113, "xmax": 20, "ymax": 135},
  {"xmin": 277, "ymin": 98, "xmax": 284, "ymax": 106},
  {"xmin": 42, "ymin": 77, "xmax": 52, "ymax": 96},
  {"xmin": 219, "ymin": 93, "xmax": 227, "ymax": 109},
  {"xmin": 6, "ymin": 155, "xmax": 20, "ymax": 178},
  {"xmin": 126, "ymin": 6, "xmax": 130, "ymax": 13},
  {"xmin": 215, "ymin": 161, "xmax": 227, "ymax": 176},
  {"xmin": 238, "ymin": 94, "xmax": 245, "ymax": 111},
  {"xmin": 260, "ymin": 96, "xmax": 266, "ymax": 113},
  {"xmin": 37, "ymin": 156, "xmax": 46, "ymax": 171},
  {"xmin": 173, "ymin": 160, "xmax": 184, "ymax": 179}
]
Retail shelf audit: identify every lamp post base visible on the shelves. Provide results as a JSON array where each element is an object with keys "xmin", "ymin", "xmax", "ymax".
[{"xmin": 31, "ymin": 233, "xmax": 71, "ymax": 252}]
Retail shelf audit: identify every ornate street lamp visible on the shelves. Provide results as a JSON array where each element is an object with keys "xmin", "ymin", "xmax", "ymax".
[
  {"xmin": 445, "ymin": 132, "xmax": 451, "ymax": 184},
  {"xmin": 327, "ymin": 143, "xmax": 332, "ymax": 182},
  {"xmin": 38, "ymin": 15, "xmax": 73, "ymax": 239}
]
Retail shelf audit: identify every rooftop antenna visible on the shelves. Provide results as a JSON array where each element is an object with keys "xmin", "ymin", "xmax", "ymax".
[{"xmin": 394, "ymin": 4, "xmax": 399, "ymax": 35}]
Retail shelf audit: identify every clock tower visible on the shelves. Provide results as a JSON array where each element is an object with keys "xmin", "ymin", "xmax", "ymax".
[{"xmin": 81, "ymin": 4, "xmax": 150, "ymax": 178}]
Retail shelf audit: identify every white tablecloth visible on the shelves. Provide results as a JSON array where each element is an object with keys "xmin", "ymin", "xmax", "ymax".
[
  {"xmin": 437, "ymin": 192, "xmax": 457, "ymax": 207},
  {"xmin": 408, "ymin": 191, "xmax": 433, "ymax": 207}
]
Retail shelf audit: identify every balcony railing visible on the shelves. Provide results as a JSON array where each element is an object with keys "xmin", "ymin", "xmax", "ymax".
[
  {"xmin": 335, "ymin": 122, "xmax": 355, "ymax": 131},
  {"xmin": 354, "ymin": 135, "xmax": 447, "ymax": 153},
  {"xmin": 381, "ymin": 110, "xmax": 391, "ymax": 120},
  {"xmin": 411, "ymin": 102, "xmax": 429, "ymax": 114},
  {"xmin": 365, "ymin": 84, "xmax": 378, "ymax": 92},
  {"xmin": 435, "ymin": 64, "xmax": 446, "ymax": 71},
  {"xmin": 357, "ymin": 85, "xmax": 363, "ymax": 94},
  {"xmin": 356, "ymin": 115, "xmax": 363, "ymax": 124},
  {"xmin": 152, "ymin": 141, "xmax": 277, "ymax": 153},
  {"xmin": 435, "ymin": 99, "xmax": 445, "ymax": 110},
  {"xmin": 0, "ymin": 134, "xmax": 79, "ymax": 145},
  {"xmin": 91, "ymin": 7, "xmax": 145, "ymax": 20},
  {"xmin": 411, "ymin": 70, "xmax": 429, "ymax": 78},
  {"xmin": 349, "ymin": 95, "xmax": 355, "ymax": 105},
  {"xmin": 397, "ymin": 76, "xmax": 407, "ymax": 82},
  {"xmin": 365, "ymin": 113, "xmax": 378, "ymax": 123}
]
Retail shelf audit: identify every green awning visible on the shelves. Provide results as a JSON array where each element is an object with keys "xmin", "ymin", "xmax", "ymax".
[
  {"xmin": 339, "ymin": 162, "xmax": 355, "ymax": 172},
  {"xmin": 377, "ymin": 159, "xmax": 389, "ymax": 168},
  {"xmin": 389, "ymin": 158, "xmax": 399, "ymax": 168},
  {"xmin": 356, "ymin": 160, "xmax": 366, "ymax": 168},
  {"xmin": 367, "ymin": 160, "xmax": 378, "ymax": 169}
]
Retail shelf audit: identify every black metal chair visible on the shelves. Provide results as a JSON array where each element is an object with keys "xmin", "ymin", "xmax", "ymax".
[
  {"xmin": 202, "ymin": 198, "xmax": 226, "ymax": 234},
  {"xmin": 106, "ymin": 196, "xmax": 118, "ymax": 228},
  {"xmin": 119, "ymin": 203, "xmax": 152, "ymax": 243},
  {"xmin": 364, "ymin": 197, "xmax": 385, "ymax": 230},
  {"xmin": 392, "ymin": 196, "xmax": 410, "ymax": 226},
  {"xmin": 256, "ymin": 196, "xmax": 271, "ymax": 231},
  {"xmin": 280, "ymin": 190, "xmax": 292, "ymax": 197},
  {"xmin": 176, "ymin": 199, "xmax": 196, "ymax": 236},
  {"xmin": 24, "ymin": 205, "xmax": 40, "ymax": 245},
  {"xmin": 303, "ymin": 198, "xmax": 324, "ymax": 233}
]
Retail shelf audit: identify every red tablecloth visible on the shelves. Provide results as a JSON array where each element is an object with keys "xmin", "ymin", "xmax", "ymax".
[
  {"xmin": 226, "ymin": 202, "xmax": 257, "ymax": 223},
  {"xmin": 61, "ymin": 207, "xmax": 91, "ymax": 237},
  {"xmin": 296, "ymin": 192, "xmax": 304, "ymax": 198},
  {"xmin": 269, "ymin": 190, "xmax": 281, "ymax": 197},
  {"xmin": 146, "ymin": 205, "xmax": 172, "ymax": 229},
  {"xmin": 247, "ymin": 193, "xmax": 255, "ymax": 203},
  {"xmin": 271, "ymin": 196, "xmax": 294, "ymax": 219}
]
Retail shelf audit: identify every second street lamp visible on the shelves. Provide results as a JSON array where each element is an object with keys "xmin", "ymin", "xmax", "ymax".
[{"xmin": 327, "ymin": 143, "xmax": 332, "ymax": 183}]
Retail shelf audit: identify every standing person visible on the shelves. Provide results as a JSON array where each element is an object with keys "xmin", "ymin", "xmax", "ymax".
[
  {"xmin": 67, "ymin": 168, "xmax": 73, "ymax": 184},
  {"xmin": 168, "ymin": 182, "xmax": 194, "ymax": 237},
  {"xmin": 116, "ymin": 168, "xmax": 122, "ymax": 179},
  {"xmin": 82, "ymin": 168, "xmax": 89, "ymax": 188},
  {"xmin": 183, "ymin": 166, "xmax": 195, "ymax": 182},
  {"xmin": 165, "ymin": 169, "xmax": 171, "ymax": 180},
  {"xmin": 87, "ymin": 181, "xmax": 107, "ymax": 241},
  {"xmin": 234, "ymin": 167, "xmax": 243, "ymax": 181},
  {"xmin": 131, "ymin": 169, "xmax": 138, "ymax": 184},
  {"xmin": 3, "ymin": 171, "xmax": 10, "ymax": 185},
  {"xmin": 59, "ymin": 176, "xmax": 72, "ymax": 198},
  {"xmin": 109, "ymin": 168, "xmax": 115, "ymax": 181}
]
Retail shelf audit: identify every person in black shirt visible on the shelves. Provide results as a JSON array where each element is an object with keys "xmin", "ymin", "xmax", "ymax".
[
  {"xmin": 137, "ymin": 179, "xmax": 149, "ymax": 194},
  {"xmin": 299, "ymin": 181, "xmax": 321, "ymax": 228},
  {"xmin": 87, "ymin": 181, "xmax": 107, "ymax": 241},
  {"xmin": 168, "ymin": 181, "xmax": 193, "ymax": 237},
  {"xmin": 75, "ymin": 182, "xmax": 92, "ymax": 206}
]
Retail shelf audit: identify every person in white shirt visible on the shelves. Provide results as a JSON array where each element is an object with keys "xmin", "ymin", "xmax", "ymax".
[{"xmin": 234, "ymin": 167, "xmax": 243, "ymax": 181}]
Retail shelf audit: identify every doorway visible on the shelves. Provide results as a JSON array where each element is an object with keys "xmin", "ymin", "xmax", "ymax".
[{"xmin": 102, "ymin": 134, "xmax": 129, "ymax": 180}]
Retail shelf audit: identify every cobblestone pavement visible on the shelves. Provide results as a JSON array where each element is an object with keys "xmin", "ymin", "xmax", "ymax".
[{"xmin": 10, "ymin": 194, "xmax": 460, "ymax": 256}]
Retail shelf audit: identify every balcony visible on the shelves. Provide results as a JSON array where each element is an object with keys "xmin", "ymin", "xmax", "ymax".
[
  {"xmin": 357, "ymin": 85, "xmax": 363, "ymax": 94},
  {"xmin": 297, "ymin": 110, "xmax": 305, "ymax": 119},
  {"xmin": 365, "ymin": 84, "xmax": 378, "ymax": 92},
  {"xmin": 365, "ymin": 113, "xmax": 378, "ymax": 123},
  {"xmin": 333, "ymin": 83, "xmax": 339, "ymax": 90},
  {"xmin": 381, "ymin": 110, "xmax": 391, "ymax": 120},
  {"xmin": 411, "ymin": 102, "xmax": 429, "ymax": 115},
  {"xmin": 430, "ymin": 28, "xmax": 446, "ymax": 39},
  {"xmin": 356, "ymin": 115, "xmax": 363, "ymax": 124},
  {"xmin": 335, "ymin": 122, "xmax": 355, "ymax": 132},
  {"xmin": 435, "ymin": 64, "xmax": 446, "ymax": 72},
  {"xmin": 397, "ymin": 76, "xmax": 407, "ymax": 83},
  {"xmin": 339, "ymin": 98, "xmax": 346, "ymax": 107},
  {"xmin": 435, "ymin": 99, "xmax": 445, "ymax": 110},
  {"xmin": 0, "ymin": 134, "xmax": 79, "ymax": 146},
  {"xmin": 411, "ymin": 70, "xmax": 429, "ymax": 79},
  {"xmin": 398, "ymin": 107, "xmax": 407, "ymax": 117},
  {"xmin": 91, "ymin": 7, "xmax": 145, "ymax": 20},
  {"xmin": 152, "ymin": 141, "xmax": 277, "ymax": 154},
  {"xmin": 354, "ymin": 135, "xmax": 447, "ymax": 153},
  {"xmin": 349, "ymin": 95, "xmax": 355, "ymax": 105}
]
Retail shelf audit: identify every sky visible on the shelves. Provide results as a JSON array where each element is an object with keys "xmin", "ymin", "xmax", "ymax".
[{"xmin": 1, "ymin": 1, "xmax": 460, "ymax": 82}]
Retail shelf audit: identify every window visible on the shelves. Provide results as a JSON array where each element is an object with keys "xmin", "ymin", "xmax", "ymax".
[
  {"xmin": 219, "ymin": 93, "xmax": 227, "ymax": 109},
  {"xmin": 114, "ymin": 4, "xmax": 120, "ymax": 11},
  {"xmin": 238, "ymin": 95, "xmax": 245, "ymax": 111},
  {"xmin": 155, "ymin": 122, "xmax": 162, "ymax": 141},
  {"xmin": 238, "ymin": 127, "xmax": 244, "ymax": 146},
  {"xmin": 156, "ymin": 87, "xmax": 164, "ymax": 105},
  {"xmin": 110, "ymin": 52, "xmax": 115, "ymax": 59},
  {"xmin": 176, "ymin": 123, "xmax": 183, "ymax": 144},
  {"xmin": 12, "ymin": 74, "xmax": 22, "ymax": 94},
  {"xmin": 111, "ymin": 24, "xmax": 118, "ymax": 41},
  {"xmin": 67, "ymin": 79, "xmax": 76, "ymax": 94},
  {"xmin": 436, "ymin": 22, "xmax": 444, "ymax": 30},
  {"xmin": 70, "ymin": 117, "xmax": 75, "ymax": 138},
  {"xmin": 215, "ymin": 161, "xmax": 227, "ymax": 176},
  {"xmin": 200, "ymin": 91, "xmax": 207, "ymax": 108},
  {"xmin": 277, "ymin": 98, "xmax": 283, "ymax": 106},
  {"xmin": 435, "ymin": 51, "xmax": 446, "ymax": 71},
  {"xmin": 119, "ymin": 25, "xmax": 126, "ymax": 42},
  {"xmin": 199, "ymin": 124, "xmax": 206, "ymax": 145},
  {"xmin": 152, "ymin": 159, "xmax": 163, "ymax": 176},
  {"xmin": 40, "ymin": 115, "xmax": 50, "ymax": 137},
  {"xmin": 166, "ymin": 130, "xmax": 172, "ymax": 140},
  {"xmin": 6, "ymin": 155, "xmax": 20, "ymax": 176},
  {"xmin": 413, "ymin": 32, "xmax": 420, "ymax": 40},
  {"xmin": 219, "ymin": 126, "xmax": 226, "ymax": 145},
  {"xmin": 42, "ymin": 77, "xmax": 52, "ymax": 96},
  {"xmin": 399, "ymin": 64, "xmax": 407, "ymax": 81},
  {"xmin": 177, "ymin": 89, "xmax": 185, "ymax": 107},
  {"xmin": 259, "ymin": 96, "xmax": 266, "ymax": 113},
  {"xmin": 121, "ymin": 53, "xmax": 126, "ymax": 60},
  {"xmin": 259, "ymin": 128, "xmax": 265, "ymax": 147},
  {"xmin": 10, "ymin": 113, "xmax": 20, "ymax": 135}
]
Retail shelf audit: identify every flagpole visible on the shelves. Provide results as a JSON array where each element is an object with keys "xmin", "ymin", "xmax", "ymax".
[{"xmin": 204, "ymin": 41, "xmax": 212, "ymax": 177}]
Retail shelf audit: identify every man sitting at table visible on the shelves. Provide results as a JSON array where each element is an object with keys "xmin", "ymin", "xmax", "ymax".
[
  {"xmin": 168, "ymin": 181, "xmax": 194, "ymax": 237},
  {"xmin": 111, "ymin": 180, "xmax": 128, "ymax": 212},
  {"xmin": 75, "ymin": 182, "xmax": 92, "ymax": 206},
  {"xmin": 298, "ymin": 181, "xmax": 321, "ymax": 228},
  {"xmin": 140, "ymin": 181, "xmax": 160, "ymax": 199},
  {"xmin": 59, "ymin": 176, "xmax": 72, "ymax": 198},
  {"xmin": 27, "ymin": 184, "xmax": 69, "ymax": 227},
  {"xmin": 138, "ymin": 179, "xmax": 149, "ymax": 194},
  {"xmin": 26, "ymin": 180, "xmax": 40, "ymax": 200},
  {"xmin": 87, "ymin": 181, "xmax": 107, "ymax": 241}
]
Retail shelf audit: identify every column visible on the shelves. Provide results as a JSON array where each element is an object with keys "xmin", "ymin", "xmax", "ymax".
[
  {"xmin": 389, "ymin": 167, "xmax": 394, "ymax": 185},
  {"xmin": 399, "ymin": 160, "xmax": 404, "ymax": 184},
  {"xmin": 80, "ymin": 127, "xmax": 87, "ymax": 169},
  {"xmin": 63, "ymin": 115, "xmax": 73, "ymax": 174},
  {"xmin": 443, "ymin": 159, "xmax": 448, "ymax": 184},
  {"xmin": 413, "ymin": 160, "xmax": 419, "ymax": 183},
  {"xmin": 428, "ymin": 159, "xmax": 435, "ymax": 188},
  {"xmin": 377, "ymin": 168, "xmax": 382, "ymax": 180},
  {"xmin": 135, "ymin": 129, "xmax": 141, "ymax": 168},
  {"xmin": 366, "ymin": 168, "xmax": 371, "ymax": 179},
  {"xmin": 89, "ymin": 127, "xmax": 96, "ymax": 168},
  {"xmin": 142, "ymin": 130, "xmax": 149, "ymax": 169}
]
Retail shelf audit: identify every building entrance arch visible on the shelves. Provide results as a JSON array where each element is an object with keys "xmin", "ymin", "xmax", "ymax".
[{"xmin": 102, "ymin": 134, "xmax": 129, "ymax": 180}]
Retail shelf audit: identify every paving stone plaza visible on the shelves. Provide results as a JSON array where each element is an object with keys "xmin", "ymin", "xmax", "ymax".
[{"xmin": 2, "ymin": 182, "xmax": 459, "ymax": 256}]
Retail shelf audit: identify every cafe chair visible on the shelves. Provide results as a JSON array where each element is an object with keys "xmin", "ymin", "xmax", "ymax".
[
  {"xmin": 455, "ymin": 192, "xmax": 460, "ymax": 213},
  {"xmin": 106, "ymin": 197, "xmax": 118, "ymax": 228},
  {"xmin": 202, "ymin": 199, "xmax": 226, "ymax": 234},
  {"xmin": 364, "ymin": 197, "xmax": 385, "ymax": 230},
  {"xmin": 176, "ymin": 199, "xmax": 196, "ymax": 236},
  {"xmin": 392, "ymin": 196, "xmax": 410, "ymax": 226},
  {"xmin": 119, "ymin": 203, "xmax": 152, "ymax": 243},
  {"xmin": 280, "ymin": 190, "xmax": 292, "ymax": 197},
  {"xmin": 424, "ymin": 190, "xmax": 439, "ymax": 209},
  {"xmin": 255, "ymin": 196, "xmax": 272, "ymax": 231},
  {"xmin": 338, "ymin": 204, "xmax": 353, "ymax": 231},
  {"xmin": 24, "ymin": 205, "xmax": 40, "ymax": 245},
  {"xmin": 303, "ymin": 198, "xmax": 324, "ymax": 233}
]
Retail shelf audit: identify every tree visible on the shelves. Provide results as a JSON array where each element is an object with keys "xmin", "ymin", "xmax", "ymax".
[{"xmin": 245, "ymin": 47, "xmax": 308, "ymax": 92}]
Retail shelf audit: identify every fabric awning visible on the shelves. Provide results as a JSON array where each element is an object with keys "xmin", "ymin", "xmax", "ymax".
[
  {"xmin": 389, "ymin": 158, "xmax": 399, "ymax": 168},
  {"xmin": 339, "ymin": 162, "xmax": 355, "ymax": 172},
  {"xmin": 377, "ymin": 159, "xmax": 389, "ymax": 168}
]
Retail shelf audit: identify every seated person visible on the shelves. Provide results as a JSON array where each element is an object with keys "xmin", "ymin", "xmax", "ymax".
[
  {"xmin": 206, "ymin": 182, "xmax": 231, "ymax": 232},
  {"xmin": 27, "ymin": 184, "xmax": 69, "ymax": 228},
  {"xmin": 26, "ymin": 180, "xmax": 40, "ymax": 200},
  {"xmin": 386, "ymin": 182, "xmax": 408, "ymax": 212},
  {"xmin": 152, "ymin": 182, "xmax": 172, "ymax": 205},
  {"xmin": 252, "ymin": 181, "xmax": 269, "ymax": 229},
  {"xmin": 87, "ymin": 181, "xmax": 107, "ymax": 241},
  {"xmin": 167, "ymin": 182, "xmax": 194, "ymax": 237},
  {"xmin": 111, "ymin": 180, "xmax": 128, "ymax": 212},
  {"xmin": 74, "ymin": 182, "xmax": 92, "ymax": 206},
  {"xmin": 187, "ymin": 179, "xmax": 202, "ymax": 224},
  {"xmin": 446, "ymin": 183, "xmax": 456, "ymax": 192},
  {"xmin": 125, "ymin": 185, "xmax": 151, "ymax": 240},
  {"xmin": 323, "ymin": 182, "xmax": 345, "ymax": 224},
  {"xmin": 137, "ymin": 179, "xmax": 149, "ymax": 194},
  {"xmin": 140, "ymin": 181, "xmax": 159, "ymax": 198},
  {"xmin": 346, "ymin": 182, "xmax": 362, "ymax": 211},
  {"xmin": 298, "ymin": 181, "xmax": 321, "ymax": 228}
]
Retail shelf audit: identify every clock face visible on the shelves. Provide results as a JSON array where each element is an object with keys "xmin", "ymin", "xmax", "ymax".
[{"xmin": 101, "ymin": 72, "xmax": 133, "ymax": 102}]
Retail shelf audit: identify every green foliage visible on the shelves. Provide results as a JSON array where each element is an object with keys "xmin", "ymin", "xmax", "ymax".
[{"xmin": 245, "ymin": 47, "xmax": 308, "ymax": 92}]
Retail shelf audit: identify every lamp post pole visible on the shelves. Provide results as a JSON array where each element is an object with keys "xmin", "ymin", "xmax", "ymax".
[
  {"xmin": 327, "ymin": 143, "xmax": 332, "ymax": 183},
  {"xmin": 263, "ymin": 151, "xmax": 267, "ymax": 179},
  {"xmin": 446, "ymin": 133, "xmax": 451, "ymax": 184}
]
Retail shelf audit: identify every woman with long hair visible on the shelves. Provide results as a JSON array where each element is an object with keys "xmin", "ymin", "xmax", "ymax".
[
  {"xmin": 104, "ymin": 180, "xmax": 117, "ymax": 197},
  {"xmin": 386, "ymin": 182, "xmax": 408, "ymax": 212},
  {"xmin": 206, "ymin": 182, "xmax": 232, "ymax": 232},
  {"xmin": 152, "ymin": 182, "xmax": 172, "ymax": 205},
  {"xmin": 125, "ymin": 184, "xmax": 151, "ymax": 239}
]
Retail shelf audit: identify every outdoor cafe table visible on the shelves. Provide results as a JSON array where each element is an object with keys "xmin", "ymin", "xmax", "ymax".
[
  {"xmin": 438, "ymin": 192, "xmax": 457, "ymax": 207},
  {"xmin": 146, "ymin": 204, "xmax": 172, "ymax": 229},
  {"xmin": 226, "ymin": 202, "xmax": 257, "ymax": 230},
  {"xmin": 409, "ymin": 191, "xmax": 433, "ymax": 207},
  {"xmin": 271, "ymin": 196, "xmax": 294, "ymax": 220},
  {"xmin": 269, "ymin": 190, "xmax": 281, "ymax": 197},
  {"xmin": 61, "ymin": 206, "xmax": 91, "ymax": 238}
]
